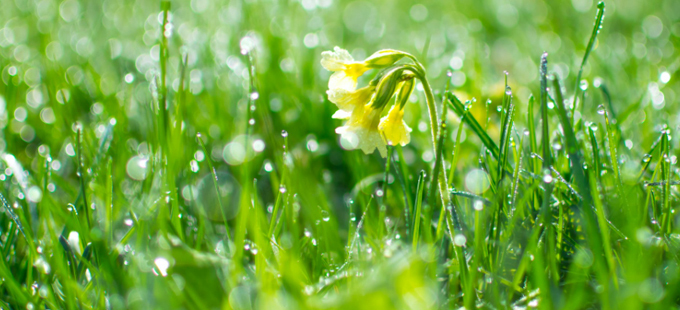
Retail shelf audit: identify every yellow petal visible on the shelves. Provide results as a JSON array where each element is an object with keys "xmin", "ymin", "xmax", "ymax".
[
  {"xmin": 328, "ymin": 85, "xmax": 375, "ymax": 113},
  {"xmin": 379, "ymin": 105, "xmax": 411, "ymax": 146},
  {"xmin": 336, "ymin": 104, "xmax": 387, "ymax": 157},
  {"xmin": 320, "ymin": 46, "xmax": 354, "ymax": 71},
  {"xmin": 329, "ymin": 71, "xmax": 357, "ymax": 91}
]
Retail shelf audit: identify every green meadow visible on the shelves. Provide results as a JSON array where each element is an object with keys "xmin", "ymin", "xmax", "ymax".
[{"xmin": 0, "ymin": 0, "xmax": 679, "ymax": 308}]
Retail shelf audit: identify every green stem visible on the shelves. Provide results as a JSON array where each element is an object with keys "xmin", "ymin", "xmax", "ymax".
[{"xmin": 413, "ymin": 66, "xmax": 457, "ymax": 242}]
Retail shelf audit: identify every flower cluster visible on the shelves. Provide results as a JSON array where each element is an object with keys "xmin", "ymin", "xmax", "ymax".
[{"xmin": 321, "ymin": 47, "xmax": 415, "ymax": 158}]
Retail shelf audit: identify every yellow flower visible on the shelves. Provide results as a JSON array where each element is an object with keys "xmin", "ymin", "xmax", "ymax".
[
  {"xmin": 321, "ymin": 47, "xmax": 370, "ymax": 92},
  {"xmin": 379, "ymin": 104, "xmax": 411, "ymax": 146},
  {"xmin": 327, "ymin": 85, "xmax": 376, "ymax": 113},
  {"xmin": 335, "ymin": 103, "xmax": 387, "ymax": 157}
]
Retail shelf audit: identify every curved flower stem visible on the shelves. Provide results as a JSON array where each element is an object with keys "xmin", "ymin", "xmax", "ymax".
[{"xmin": 410, "ymin": 63, "xmax": 459, "ymax": 243}]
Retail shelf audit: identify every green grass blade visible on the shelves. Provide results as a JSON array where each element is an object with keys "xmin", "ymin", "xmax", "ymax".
[
  {"xmin": 572, "ymin": 1, "xmax": 606, "ymax": 115},
  {"xmin": 412, "ymin": 171, "xmax": 426, "ymax": 250},
  {"xmin": 446, "ymin": 92, "xmax": 500, "ymax": 159}
]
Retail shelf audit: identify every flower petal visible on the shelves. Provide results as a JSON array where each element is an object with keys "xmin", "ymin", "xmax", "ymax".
[
  {"xmin": 329, "ymin": 71, "xmax": 357, "ymax": 91},
  {"xmin": 332, "ymin": 110, "xmax": 351, "ymax": 119},
  {"xmin": 379, "ymin": 105, "xmax": 412, "ymax": 146},
  {"xmin": 327, "ymin": 88, "xmax": 351, "ymax": 104},
  {"xmin": 357, "ymin": 128, "xmax": 387, "ymax": 157},
  {"xmin": 320, "ymin": 46, "xmax": 354, "ymax": 71}
]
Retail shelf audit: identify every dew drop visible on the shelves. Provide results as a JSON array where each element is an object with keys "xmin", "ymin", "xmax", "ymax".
[
  {"xmin": 473, "ymin": 200, "xmax": 483, "ymax": 211},
  {"xmin": 543, "ymin": 174, "xmax": 553, "ymax": 183},
  {"xmin": 281, "ymin": 130, "xmax": 288, "ymax": 138},
  {"xmin": 453, "ymin": 234, "xmax": 467, "ymax": 246},
  {"xmin": 39, "ymin": 285, "xmax": 49, "ymax": 298},
  {"xmin": 597, "ymin": 104, "xmax": 606, "ymax": 115}
]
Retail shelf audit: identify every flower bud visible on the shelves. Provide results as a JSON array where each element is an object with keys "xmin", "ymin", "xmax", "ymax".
[
  {"xmin": 364, "ymin": 50, "xmax": 408, "ymax": 68},
  {"xmin": 371, "ymin": 67, "xmax": 407, "ymax": 110},
  {"xmin": 396, "ymin": 78, "xmax": 415, "ymax": 109}
]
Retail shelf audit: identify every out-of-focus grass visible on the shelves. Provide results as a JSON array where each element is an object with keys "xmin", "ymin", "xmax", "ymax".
[{"xmin": 0, "ymin": 0, "xmax": 679, "ymax": 309}]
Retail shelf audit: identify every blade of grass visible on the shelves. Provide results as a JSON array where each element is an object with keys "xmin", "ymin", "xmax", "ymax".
[
  {"xmin": 412, "ymin": 171, "xmax": 426, "ymax": 250},
  {"xmin": 497, "ymin": 83, "xmax": 515, "ymax": 184},
  {"xmin": 571, "ymin": 1, "xmax": 606, "ymax": 119},
  {"xmin": 552, "ymin": 75, "xmax": 612, "ymax": 308},
  {"xmin": 197, "ymin": 133, "xmax": 231, "ymax": 245},
  {"xmin": 446, "ymin": 92, "xmax": 500, "ymax": 159}
]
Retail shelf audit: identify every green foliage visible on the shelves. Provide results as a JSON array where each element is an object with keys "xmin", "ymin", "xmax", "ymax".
[{"xmin": 0, "ymin": 0, "xmax": 679, "ymax": 309}]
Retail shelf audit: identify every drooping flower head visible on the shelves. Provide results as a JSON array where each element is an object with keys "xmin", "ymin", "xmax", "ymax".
[{"xmin": 321, "ymin": 47, "xmax": 414, "ymax": 158}]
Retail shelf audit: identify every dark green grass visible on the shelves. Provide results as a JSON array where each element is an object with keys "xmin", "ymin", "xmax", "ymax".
[{"xmin": 1, "ymin": 0, "xmax": 680, "ymax": 309}]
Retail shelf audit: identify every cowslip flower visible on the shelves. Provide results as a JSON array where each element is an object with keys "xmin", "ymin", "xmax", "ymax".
[
  {"xmin": 321, "ymin": 47, "xmax": 413, "ymax": 157},
  {"xmin": 335, "ymin": 102, "xmax": 387, "ymax": 157},
  {"xmin": 379, "ymin": 103, "xmax": 411, "ymax": 146}
]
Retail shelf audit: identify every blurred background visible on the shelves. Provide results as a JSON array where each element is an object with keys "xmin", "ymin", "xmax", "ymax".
[
  {"xmin": 1, "ymin": 0, "xmax": 678, "ymax": 183},
  {"xmin": 1, "ymin": 0, "xmax": 679, "ymax": 248}
]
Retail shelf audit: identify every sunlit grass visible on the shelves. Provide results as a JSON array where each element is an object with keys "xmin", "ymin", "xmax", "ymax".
[{"xmin": 0, "ymin": 0, "xmax": 679, "ymax": 309}]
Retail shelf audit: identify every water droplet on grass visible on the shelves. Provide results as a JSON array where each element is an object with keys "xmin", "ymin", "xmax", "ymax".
[
  {"xmin": 263, "ymin": 160, "xmax": 273, "ymax": 172},
  {"xmin": 473, "ymin": 200, "xmax": 483, "ymax": 211},
  {"xmin": 153, "ymin": 257, "xmax": 170, "ymax": 277},
  {"xmin": 543, "ymin": 174, "xmax": 553, "ymax": 183},
  {"xmin": 453, "ymin": 234, "xmax": 466, "ymax": 246},
  {"xmin": 597, "ymin": 104, "xmax": 606, "ymax": 115},
  {"xmin": 39, "ymin": 285, "xmax": 49, "ymax": 298}
]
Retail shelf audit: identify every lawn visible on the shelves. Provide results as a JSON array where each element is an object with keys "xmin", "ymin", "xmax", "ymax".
[{"xmin": 0, "ymin": 0, "xmax": 679, "ymax": 309}]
